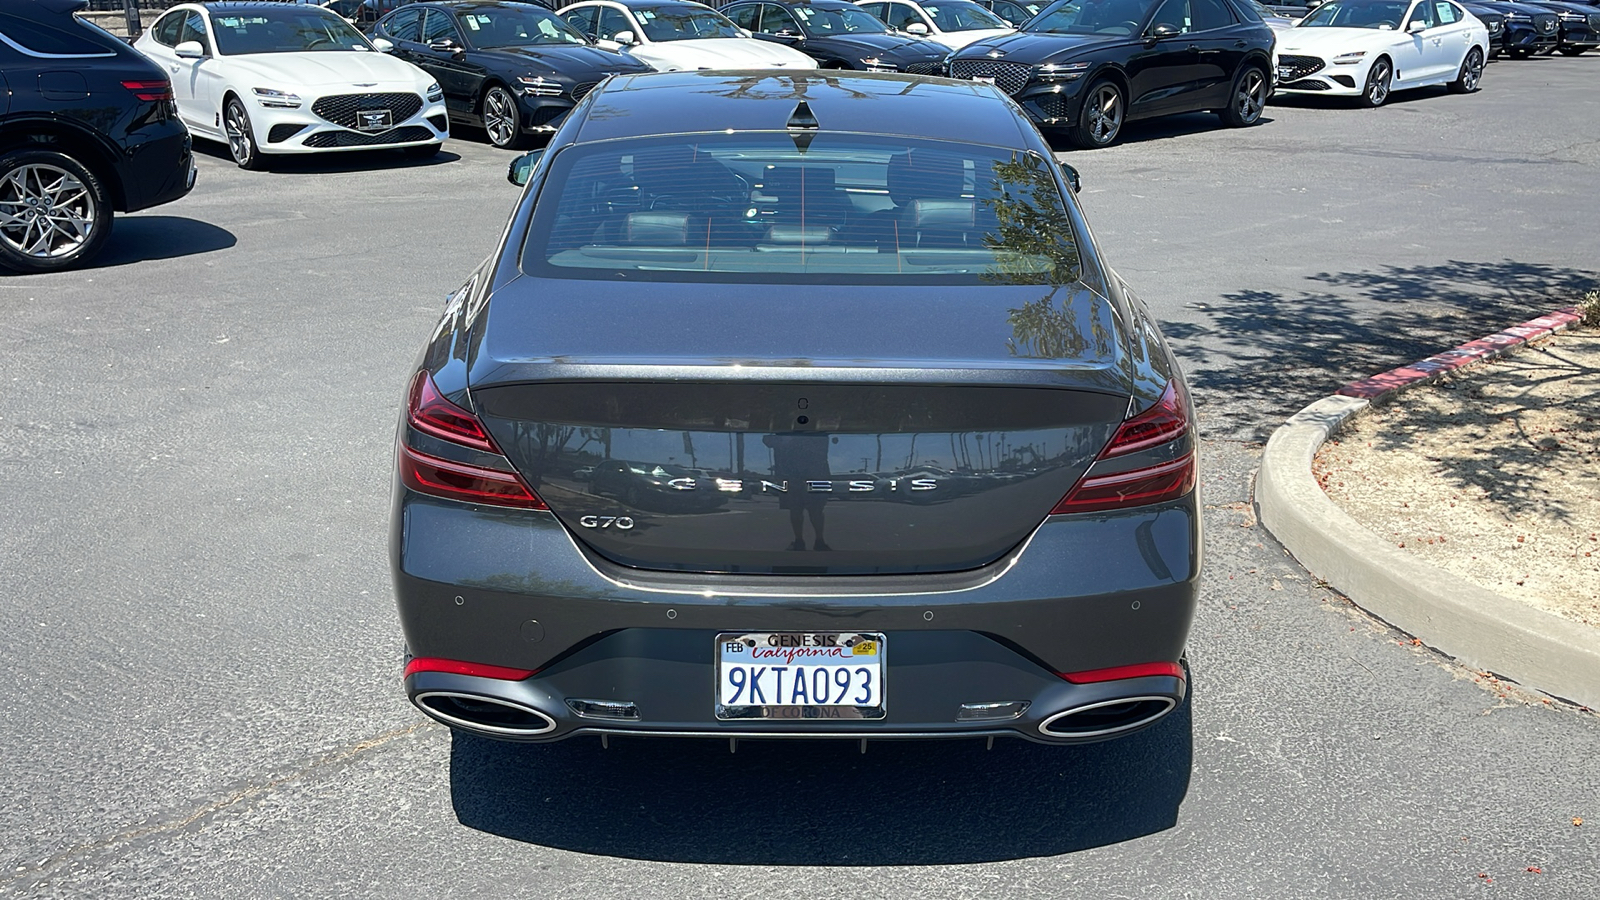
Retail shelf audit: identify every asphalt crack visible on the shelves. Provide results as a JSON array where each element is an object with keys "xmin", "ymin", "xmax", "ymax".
[{"xmin": 1, "ymin": 720, "xmax": 434, "ymax": 890}]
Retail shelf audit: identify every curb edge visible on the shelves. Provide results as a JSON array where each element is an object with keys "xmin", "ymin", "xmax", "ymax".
[{"xmin": 1257, "ymin": 307, "xmax": 1600, "ymax": 709}]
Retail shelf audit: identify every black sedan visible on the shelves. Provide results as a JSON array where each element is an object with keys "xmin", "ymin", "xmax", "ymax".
[
  {"xmin": 1515, "ymin": 0, "xmax": 1600, "ymax": 53},
  {"xmin": 0, "ymin": 0, "xmax": 194, "ymax": 273},
  {"xmin": 1475, "ymin": 0, "xmax": 1562, "ymax": 55},
  {"xmin": 393, "ymin": 70, "xmax": 1199, "ymax": 747},
  {"xmin": 946, "ymin": 0, "xmax": 1276, "ymax": 148},
  {"xmin": 372, "ymin": 1, "xmax": 651, "ymax": 148},
  {"xmin": 719, "ymin": 0, "xmax": 951, "ymax": 71}
]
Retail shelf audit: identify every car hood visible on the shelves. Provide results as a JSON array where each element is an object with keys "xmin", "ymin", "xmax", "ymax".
[
  {"xmin": 954, "ymin": 30, "xmax": 1119, "ymax": 62},
  {"xmin": 218, "ymin": 50, "xmax": 428, "ymax": 89},
  {"xmin": 630, "ymin": 38, "xmax": 815, "ymax": 70},
  {"xmin": 477, "ymin": 44, "xmax": 654, "ymax": 78},
  {"xmin": 806, "ymin": 33, "xmax": 948, "ymax": 60},
  {"xmin": 1275, "ymin": 26, "xmax": 1414, "ymax": 54}
]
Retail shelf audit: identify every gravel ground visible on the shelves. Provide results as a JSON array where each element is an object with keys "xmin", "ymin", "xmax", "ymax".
[{"xmin": 1315, "ymin": 328, "xmax": 1600, "ymax": 630}]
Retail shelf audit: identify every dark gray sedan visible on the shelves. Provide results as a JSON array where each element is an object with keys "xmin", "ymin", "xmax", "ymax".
[{"xmin": 391, "ymin": 70, "xmax": 1199, "ymax": 747}]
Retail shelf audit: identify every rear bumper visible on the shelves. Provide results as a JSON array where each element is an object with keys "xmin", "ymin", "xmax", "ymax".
[
  {"xmin": 119, "ymin": 128, "xmax": 194, "ymax": 213},
  {"xmin": 391, "ymin": 489, "xmax": 1200, "ymax": 743}
]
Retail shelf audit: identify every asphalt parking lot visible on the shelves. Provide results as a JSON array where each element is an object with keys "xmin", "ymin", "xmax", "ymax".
[{"xmin": 3, "ymin": 57, "xmax": 1598, "ymax": 898}]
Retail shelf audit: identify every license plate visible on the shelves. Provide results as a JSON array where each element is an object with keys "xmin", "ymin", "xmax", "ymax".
[
  {"xmin": 356, "ymin": 109, "xmax": 393, "ymax": 132},
  {"xmin": 716, "ymin": 632, "xmax": 885, "ymax": 720},
  {"xmin": 972, "ymin": 75, "xmax": 997, "ymax": 85}
]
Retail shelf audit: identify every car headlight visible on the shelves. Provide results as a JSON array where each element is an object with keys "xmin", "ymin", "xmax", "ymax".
[
  {"xmin": 517, "ymin": 76, "xmax": 564, "ymax": 97},
  {"xmin": 1331, "ymin": 51, "xmax": 1367, "ymax": 64},
  {"xmin": 1036, "ymin": 61, "xmax": 1089, "ymax": 81},
  {"xmin": 251, "ymin": 87, "xmax": 302, "ymax": 109},
  {"xmin": 861, "ymin": 57, "xmax": 898, "ymax": 72},
  {"xmin": 425, "ymin": 82, "xmax": 443, "ymax": 102}
]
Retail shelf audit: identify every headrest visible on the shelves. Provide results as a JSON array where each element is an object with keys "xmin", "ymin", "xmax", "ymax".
[
  {"xmin": 887, "ymin": 151, "xmax": 964, "ymax": 204},
  {"xmin": 623, "ymin": 212, "xmax": 690, "ymax": 245},
  {"xmin": 901, "ymin": 199, "xmax": 975, "ymax": 230},
  {"xmin": 763, "ymin": 225, "xmax": 833, "ymax": 244}
]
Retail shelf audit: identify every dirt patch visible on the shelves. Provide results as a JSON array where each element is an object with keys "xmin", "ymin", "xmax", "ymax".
[{"xmin": 1314, "ymin": 328, "xmax": 1600, "ymax": 630}]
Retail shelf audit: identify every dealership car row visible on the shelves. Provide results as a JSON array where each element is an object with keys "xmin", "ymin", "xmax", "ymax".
[{"xmin": 1, "ymin": 0, "xmax": 1593, "ymax": 271}]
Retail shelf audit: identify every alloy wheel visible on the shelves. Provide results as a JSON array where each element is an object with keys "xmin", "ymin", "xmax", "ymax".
[
  {"xmin": 225, "ymin": 101, "xmax": 255, "ymax": 167},
  {"xmin": 1086, "ymin": 85, "xmax": 1123, "ymax": 145},
  {"xmin": 1236, "ymin": 69, "xmax": 1266, "ymax": 123},
  {"xmin": 1366, "ymin": 60, "xmax": 1391, "ymax": 106},
  {"xmin": 1461, "ymin": 50, "xmax": 1483, "ymax": 91},
  {"xmin": 0, "ymin": 163, "xmax": 97, "ymax": 261},
  {"xmin": 483, "ymin": 88, "xmax": 517, "ymax": 148}
]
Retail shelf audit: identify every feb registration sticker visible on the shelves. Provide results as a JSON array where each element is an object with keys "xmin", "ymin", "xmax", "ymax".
[{"xmin": 715, "ymin": 632, "xmax": 886, "ymax": 720}]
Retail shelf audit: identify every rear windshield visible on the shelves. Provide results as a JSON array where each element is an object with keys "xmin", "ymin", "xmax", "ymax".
[
  {"xmin": 0, "ymin": 12, "xmax": 120, "ymax": 57},
  {"xmin": 520, "ymin": 133, "xmax": 1081, "ymax": 286}
]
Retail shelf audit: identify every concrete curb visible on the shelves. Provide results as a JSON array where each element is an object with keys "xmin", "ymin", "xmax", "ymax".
[{"xmin": 1257, "ymin": 306, "xmax": 1600, "ymax": 709}]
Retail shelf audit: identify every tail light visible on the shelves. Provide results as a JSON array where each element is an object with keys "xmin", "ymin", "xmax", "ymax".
[
  {"xmin": 121, "ymin": 80, "xmax": 174, "ymax": 102},
  {"xmin": 399, "ymin": 371, "xmax": 547, "ymax": 510},
  {"xmin": 1059, "ymin": 661, "xmax": 1186, "ymax": 684},
  {"xmin": 1051, "ymin": 380, "xmax": 1195, "ymax": 514}
]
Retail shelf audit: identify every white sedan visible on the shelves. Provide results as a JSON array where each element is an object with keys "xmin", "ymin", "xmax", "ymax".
[
  {"xmin": 1275, "ymin": 0, "xmax": 1489, "ymax": 107},
  {"xmin": 556, "ymin": 0, "xmax": 816, "ymax": 71},
  {"xmin": 134, "ymin": 3, "xmax": 448, "ymax": 169},
  {"xmin": 854, "ymin": 0, "xmax": 1014, "ymax": 49}
]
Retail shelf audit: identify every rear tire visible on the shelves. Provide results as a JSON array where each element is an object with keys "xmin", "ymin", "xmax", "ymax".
[
  {"xmin": 1448, "ymin": 47, "xmax": 1484, "ymax": 93},
  {"xmin": 0, "ymin": 148, "xmax": 113, "ymax": 274},
  {"xmin": 1357, "ymin": 56, "xmax": 1392, "ymax": 108},
  {"xmin": 1069, "ymin": 79, "xmax": 1125, "ymax": 149},
  {"xmin": 1218, "ymin": 64, "xmax": 1268, "ymax": 127}
]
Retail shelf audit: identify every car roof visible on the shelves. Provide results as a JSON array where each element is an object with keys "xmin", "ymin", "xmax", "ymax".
[
  {"xmin": 567, "ymin": 0, "xmax": 715, "ymax": 7},
  {"xmin": 573, "ymin": 70, "xmax": 1030, "ymax": 146},
  {"xmin": 197, "ymin": 1, "xmax": 340, "ymax": 10},
  {"xmin": 753, "ymin": 0, "xmax": 864, "ymax": 7}
]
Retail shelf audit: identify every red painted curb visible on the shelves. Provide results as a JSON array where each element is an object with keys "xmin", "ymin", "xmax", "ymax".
[{"xmin": 1337, "ymin": 305, "xmax": 1582, "ymax": 400}]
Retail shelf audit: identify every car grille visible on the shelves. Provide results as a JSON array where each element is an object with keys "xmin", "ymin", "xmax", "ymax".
[
  {"xmin": 948, "ymin": 60, "xmax": 1032, "ymax": 95},
  {"xmin": 311, "ymin": 92, "xmax": 423, "ymax": 130},
  {"xmin": 1535, "ymin": 14, "xmax": 1557, "ymax": 33},
  {"xmin": 1281, "ymin": 78, "xmax": 1330, "ymax": 90},
  {"xmin": 528, "ymin": 106, "xmax": 569, "ymax": 127},
  {"xmin": 427, "ymin": 113, "xmax": 448, "ymax": 133},
  {"xmin": 903, "ymin": 60, "xmax": 945, "ymax": 75},
  {"xmin": 1589, "ymin": 14, "xmax": 1600, "ymax": 29},
  {"xmin": 1035, "ymin": 92, "xmax": 1071, "ymax": 120},
  {"xmin": 1276, "ymin": 54, "xmax": 1325, "ymax": 82},
  {"xmin": 302, "ymin": 125, "xmax": 435, "ymax": 148},
  {"xmin": 571, "ymin": 81, "xmax": 600, "ymax": 101}
]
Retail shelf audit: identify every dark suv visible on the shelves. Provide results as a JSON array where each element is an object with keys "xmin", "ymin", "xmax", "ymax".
[{"xmin": 0, "ymin": 0, "xmax": 195, "ymax": 274}]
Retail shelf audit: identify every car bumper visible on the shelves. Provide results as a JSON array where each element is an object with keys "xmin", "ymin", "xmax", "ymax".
[
  {"xmin": 253, "ymin": 96, "xmax": 448, "ymax": 154},
  {"xmin": 1506, "ymin": 30, "xmax": 1560, "ymax": 52},
  {"xmin": 391, "ymin": 489, "xmax": 1200, "ymax": 744},
  {"xmin": 1007, "ymin": 80, "xmax": 1089, "ymax": 129},
  {"xmin": 119, "ymin": 125, "xmax": 194, "ymax": 213}
]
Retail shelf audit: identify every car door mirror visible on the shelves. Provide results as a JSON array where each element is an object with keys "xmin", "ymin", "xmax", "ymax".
[
  {"xmin": 371, "ymin": 37, "xmax": 395, "ymax": 52},
  {"xmin": 508, "ymin": 148, "xmax": 546, "ymax": 186},
  {"xmin": 174, "ymin": 40, "xmax": 206, "ymax": 59},
  {"xmin": 1406, "ymin": 18, "xmax": 1427, "ymax": 32},
  {"xmin": 905, "ymin": 22, "xmax": 930, "ymax": 34},
  {"xmin": 613, "ymin": 29, "xmax": 638, "ymax": 44},
  {"xmin": 428, "ymin": 38, "xmax": 459, "ymax": 53},
  {"xmin": 1145, "ymin": 23, "xmax": 1180, "ymax": 39},
  {"xmin": 1059, "ymin": 161, "xmax": 1080, "ymax": 193}
]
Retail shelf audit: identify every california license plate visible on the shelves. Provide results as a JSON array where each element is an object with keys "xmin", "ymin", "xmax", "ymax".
[{"xmin": 716, "ymin": 632, "xmax": 885, "ymax": 720}]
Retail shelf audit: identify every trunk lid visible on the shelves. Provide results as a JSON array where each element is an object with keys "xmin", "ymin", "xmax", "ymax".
[{"xmin": 470, "ymin": 278, "xmax": 1133, "ymax": 575}]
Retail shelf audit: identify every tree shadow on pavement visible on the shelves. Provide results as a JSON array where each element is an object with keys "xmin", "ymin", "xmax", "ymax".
[
  {"xmin": 1349, "ymin": 338, "xmax": 1600, "ymax": 523},
  {"xmin": 449, "ymin": 689, "xmax": 1193, "ymax": 864},
  {"xmin": 1168, "ymin": 260, "xmax": 1599, "ymax": 440},
  {"xmin": 79, "ymin": 215, "xmax": 237, "ymax": 269}
]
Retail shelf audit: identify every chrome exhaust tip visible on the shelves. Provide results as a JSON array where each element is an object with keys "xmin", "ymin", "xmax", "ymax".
[
  {"xmin": 1038, "ymin": 695, "xmax": 1177, "ymax": 739},
  {"xmin": 413, "ymin": 690, "xmax": 558, "ymax": 737}
]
